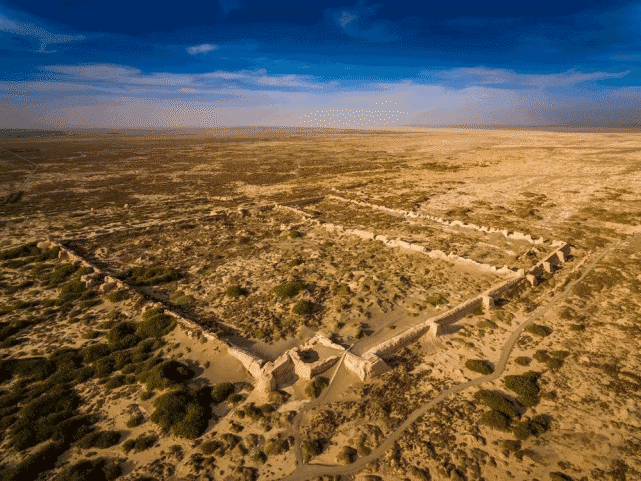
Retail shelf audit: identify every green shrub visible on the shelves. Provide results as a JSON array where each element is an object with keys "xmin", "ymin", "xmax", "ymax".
[
  {"xmin": 546, "ymin": 357, "xmax": 564, "ymax": 370},
  {"xmin": 426, "ymin": 294, "xmax": 448, "ymax": 306},
  {"xmin": 271, "ymin": 281, "xmax": 305, "ymax": 299},
  {"xmin": 305, "ymin": 377, "xmax": 329, "ymax": 400},
  {"xmin": 225, "ymin": 285, "xmax": 248, "ymax": 297},
  {"xmin": 465, "ymin": 359, "xmax": 494, "ymax": 375},
  {"xmin": 477, "ymin": 319, "xmax": 498, "ymax": 329},
  {"xmin": 252, "ymin": 450, "xmax": 267, "ymax": 464},
  {"xmin": 105, "ymin": 375, "xmax": 128, "ymax": 390},
  {"xmin": 136, "ymin": 309, "xmax": 176, "ymax": 338},
  {"xmin": 289, "ymin": 230, "xmax": 303, "ymax": 239},
  {"xmin": 200, "ymin": 440, "xmax": 221, "ymax": 455},
  {"xmin": 333, "ymin": 284, "xmax": 351, "ymax": 297},
  {"xmin": 140, "ymin": 390, "xmax": 155, "ymax": 401},
  {"xmin": 533, "ymin": 350, "xmax": 550, "ymax": 362},
  {"xmin": 527, "ymin": 323, "xmax": 552, "ymax": 337},
  {"xmin": 56, "ymin": 458, "xmax": 122, "ymax": 481},
  {"xmin": 302, "ymin": 439, "xmax": 324, "ymax": 458},
  {"xmin": 505, "ymin": 371, "xmax": 540, "ymax": 406},
  {"xmin": 292, "ymin": 300, "xmax": 313, "ymax": 316},
  {"xmin": 81, "ymin": 344, "xmax": 111, "ymax": 363},
  {"xmin": 502, "ymin": 439, "xmax": 522, "ymax": 452},
  {"xmin": 549, "ymin": 473, "xmax": 573, "ymax": 481},
  {"xmin": 211, "ymin": 382, "xmax": 235, "ymax": 404},
  {"xmin": 46, "ymin": 264, "xmax": 78, "ymax": 287},
  {"xmin": 0, "ymin": 357, "xmax": 56, "ymax": 381},
  {"xmin": 474, "ymin": 390, "xmax": 522, "ymax": 418},
  {"xmin": 569, "ymin": 324, "xmax": 585, "ymax": 332},
  {"xmin": 58, "ymin": 279, "xmax": 87, "ymax": 303},
  {"xmin": 122, "ymin": 434, "xmax": 157, "ymax": 453},
  {"xmin": 107, "ymin": 290, "xmax": 129, "ymax": 303},
  {"xmin": 0, "ymin": 242, "xmax": 41, "ymax": 261},
  {"xmin": 513, "ymin": 414, "xmax": 551, "ymax": 440},
  {"xmin": 93, "ymin": 357, "xmax": 116, "ymax": 378},
  {"xmin": 9, "ymin": 386, "xmax": 81, "ymax": 450},
  {"xmin": 137, "ymin": 360, "xmax": 194, "ymax": 391},
  {"xmin": 115, "ymin": 266, "xmax": 181, "ymax": 287},
  {"xmin": 265, "ymin": 438, "xmax": 289, "ymax": 455},
  {"xmin": 126, "ymin": 414, "xmax": 145, "ymax": 428},
  {"xmin": 150, "ymin": 387, "xmax": 212, "ymax": 439},
  {"xmin": 106, "ymin": 322, "xmax": 137, "ymax": 345},
  {"xmin": 515, "ymin": 356, "xmax": 531, "ymax": 366},
  {"xmin": 227, "ymin": 393, "xmax": 243, "ymax": 404},
  {"xmin": 76, "ymin": 430, "xmax": 121, "ymax": 449},
  {"xmin": 337, "ymin": 445, "xmax": 357, "ymax": 465},
  {"xmin": 2, "ymin": 440, "xmax": 65, "ymax": 481},
  {"xmin": 244, "ymin": 403, "xmax": 263, "ymax": 421},
  {"xmin": 482, "ymin": 410, "xmax": 511, "ymax": 430}
]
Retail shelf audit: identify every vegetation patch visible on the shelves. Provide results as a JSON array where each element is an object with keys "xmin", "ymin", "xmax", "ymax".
[
  {"xmin": 137, "ymin": 360, "xmax": 194, "ymax": 391},
  {"xmin": 271, "ymin": 281, "xmax": 305, "ymax": 299},
  {"xmin": 136, "ymin": 309, "xmax": 176, "ymax": 338},
  {"xmin": 302, "ymin": 439, "xmax": 324, "ymax": 459},
  {"xmin": 527, "ymin": 323, "xmax": 552, "ymax": 337},
  {"xmin": 150, "ymin": 387, "xmax": 213, "ymax": 439},
  {"xmin": 513, "ymin": 414, "xmax": 551, "ymax": 440},
  {"xmin": 122, "ymin": 434, "xmax": 157, "ymax": 453},
  {"xmin": 0, "ymin": 242, "xmax": 40, "ymax": 261},
  {"xmin": 76, "ymin": 430, "xmax": 121, "ymax": 449},
  {"xmin": 305, "ymin": 376, "xmax": 329, "ymax": 399},
  {"xmin": 55, "ymin": 458, "xmax": 122, "ymax": 481},
  {"xmin": 211, "ymin": 382, "xmax": 235, "ymax": 404},
  {"xmin": 107, "ymin": 289, "xmax": 129, "ymax": 303},
  {"xmin": 426, "ymin": 294, "xmax": 448, "ymax": 306},
  {"xmin": 482, "ymin": 410, "xmax": 511, "ymax": 430},
  {"xmin": 465, "ymin": 359, "xmax": 494, "ymax": 375},
  {"xmin": 126, "ymin": 414, "xmax": 145, "ymax": 428},
  {"xmin": 504, "ymin": 371, "xmax": 541, "ymax": 407},
  {"xmin": 115, "ymin": 266, "xmax": 181, "ymax": 286},
  {"xmin": 225, "ymin": 285, "xmax": 248, "ymax": 297},
  {"xmin": 292, "ymin": 300, "xmax": 313, "ymax": 316},
  {"xmin": 475, "ymin": 389, "xmax": 522, "ymax": 419},
  {"xmin": 549, "ymin": 473, "xmax": 573, "ymax": 481}
]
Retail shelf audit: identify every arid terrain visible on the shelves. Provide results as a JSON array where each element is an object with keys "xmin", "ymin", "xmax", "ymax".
[{"xmin": 1, "ymin": 127, "xmax": 640, "ymax": 481}]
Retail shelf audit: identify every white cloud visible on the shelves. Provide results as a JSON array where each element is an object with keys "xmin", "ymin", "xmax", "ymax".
[
  {"xmin": 423, "ymin": 67, "xmax": 630, "ymax": 89},
  {"xmin": 186, "ymin": 43, "xmax": 219, "ymax": 55},
  {"xmin": 0, "ymin": 12, "xmax": 85, "ymax": 52}
]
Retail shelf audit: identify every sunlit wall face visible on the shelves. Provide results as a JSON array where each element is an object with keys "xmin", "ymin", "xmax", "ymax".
[{"xmin": 1, "ymin": 1, "xmax": 640, "ymax": 129}]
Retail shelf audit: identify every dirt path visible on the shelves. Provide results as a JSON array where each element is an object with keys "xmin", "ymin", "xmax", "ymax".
[{"xmin": 281, "ymin": 242, "xmax": 617, "ymax": 481}]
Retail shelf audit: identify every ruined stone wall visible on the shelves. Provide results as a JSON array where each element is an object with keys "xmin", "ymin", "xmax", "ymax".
[{"xmin": 328, "ymin": 194, "xmax": 553, "ymax": 246}]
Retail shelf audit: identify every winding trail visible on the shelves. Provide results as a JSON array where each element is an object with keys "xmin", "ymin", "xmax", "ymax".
[{"xmin": 281, "ymin": 243, "xmax": 616, "ymax": 481}]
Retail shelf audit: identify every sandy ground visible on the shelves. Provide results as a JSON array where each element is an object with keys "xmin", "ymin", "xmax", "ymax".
[{"xmin": 1, "ymin": 127, "xmax": 640, "ymax": 481}]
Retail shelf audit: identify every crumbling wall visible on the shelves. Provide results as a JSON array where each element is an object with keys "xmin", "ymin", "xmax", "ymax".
[{"xmin": 328, "ymin": 194, "xmax": 553, "ymax": 246}]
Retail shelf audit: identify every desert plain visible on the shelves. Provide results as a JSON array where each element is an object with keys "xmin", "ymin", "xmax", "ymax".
[{"xmin": 0, "ymin": 127, "xmax": 640, "ymax": 481}]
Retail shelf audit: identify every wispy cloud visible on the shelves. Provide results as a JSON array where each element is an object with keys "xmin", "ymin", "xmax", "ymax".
[
  {"xmin": 39, "ymin": 63, "xmax": 335, "ymax": 95},
  {"xmin": 186, "ymin": 43, "xmax": 219, "ymax": 55},
  {"xmin": 424, "ymin": 67, "xmax": 631, "ymax": 89},
  {"xmin": 0, "ymin": 12, "xmax": 85, "ymax": 52}
]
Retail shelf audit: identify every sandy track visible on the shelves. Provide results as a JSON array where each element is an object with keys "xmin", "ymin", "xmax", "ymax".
[{"xmin": 282, "ymin": 242, "xmax": 617, "ymax": 481}]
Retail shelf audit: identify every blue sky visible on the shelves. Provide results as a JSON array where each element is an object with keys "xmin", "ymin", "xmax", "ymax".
[{"xmin": 1, "ymin": 0, "xmax": 640, "ymax": 128}]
